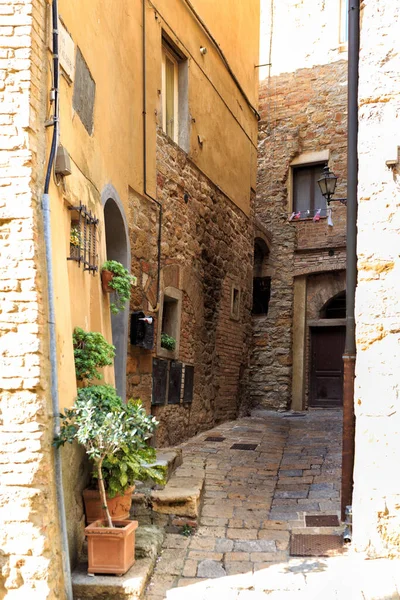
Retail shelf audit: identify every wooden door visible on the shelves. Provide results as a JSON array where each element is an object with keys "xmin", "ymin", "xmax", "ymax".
[{"xmin": 310, "ymin": 327, "xmax": 345, "ymax": 407}]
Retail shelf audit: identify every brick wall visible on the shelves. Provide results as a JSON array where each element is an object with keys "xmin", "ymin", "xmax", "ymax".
[
  {"xmin": 127, "ymin": 131, "xmax": 253, "ymax": 446},
  {"xmin": 0, "ymin": 0, "xmax": 65, "ymax": 597},
  {"xmin": 251, "ymin": 60, "xmax": 348, "ymax": 409},
  {"xmin": 353, "ymin": 0, "xmax": 400, "ymax": 558}
]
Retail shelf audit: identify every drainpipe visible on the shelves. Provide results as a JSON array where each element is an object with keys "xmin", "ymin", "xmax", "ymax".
[
  {"xmin": 42, "ymin": 1, "xmax": 73, "ymax": 598},
  {"xmin": 341, "ymin": 0, "xmax": 359, "ymax": 521},
  {"xmin": 142, "ymin": 0, "xmax": 162, "ymax": 311}
]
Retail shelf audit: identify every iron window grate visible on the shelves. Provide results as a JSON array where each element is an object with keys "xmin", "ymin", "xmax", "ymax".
[
  {"xmin": 230, "ymin": 443, "xmax": 258, "ymax": 451},
  {"xmin": 68, "ymin": 203, "xmax": 99, "ymax": 274},
  {"xmin": 205, "ymin": 436, "xmax": 225, "ymax": 442}
]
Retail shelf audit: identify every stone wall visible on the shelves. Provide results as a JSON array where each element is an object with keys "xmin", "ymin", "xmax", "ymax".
[
  {"xmin": 352, "ymin": 0, "xmax": 400, "ymax": 558},
  {"xmin": 127, "ymin": 131, "xmax": 253, "ymax": 446},
  {"xmin": 251, "ymin": 60, "xmax": 348, "ymax": 409},
  {"xmin": 0, "ymin": 0, "xmax": 66, "ymax": 597}
]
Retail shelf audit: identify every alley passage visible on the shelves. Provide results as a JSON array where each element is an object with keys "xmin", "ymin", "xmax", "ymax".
[{"xmin": 145, "ymin": 409, "xmax": 348, "ymax": 599}]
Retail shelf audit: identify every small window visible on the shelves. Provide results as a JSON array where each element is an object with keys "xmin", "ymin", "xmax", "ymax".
[
  {"xmin": 252, "ymin": 276, "xmax": 271, "ymax": 316},
  {"xmin": 162, "ymin": 46, "xmax": 179, "ymax": 142},
  {"xmin": 67, "ymin": 204, "xmax": 98, "ymax": 273},
  {"xmin": 292, "ymin": 163, "xmax": 327, "ymax": 219},
  {"xmin": 157, "ymin": 287, "xmax": 182, "ymax": 358},
  {"xmin": 231, "ymin": 286, "xmax": 241, "ymax": 320}
]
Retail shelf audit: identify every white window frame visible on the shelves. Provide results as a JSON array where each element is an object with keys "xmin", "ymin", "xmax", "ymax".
[{"xmin": 162, "ymin": 45, "xmax": 179, "ymax": 143}]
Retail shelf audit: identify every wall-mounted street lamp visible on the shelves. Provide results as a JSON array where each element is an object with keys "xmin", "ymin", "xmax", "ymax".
[{"xmin": 317, "ymin": 164, "xmax": 347, "ymax": 206}]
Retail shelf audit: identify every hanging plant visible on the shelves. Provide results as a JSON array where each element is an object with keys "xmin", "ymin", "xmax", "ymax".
[
  {"xmin": 101, "ymin": 260, "xmax": 136, "ymax": 315},
  {"xmin": 73, "ymin": 327, "xmax": 115, "ymax": 383}
]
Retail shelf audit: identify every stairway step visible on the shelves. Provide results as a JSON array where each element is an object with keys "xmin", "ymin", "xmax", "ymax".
[{"xmin": 150, "ymin": 462, "xmax": 205, "ymax": 519}]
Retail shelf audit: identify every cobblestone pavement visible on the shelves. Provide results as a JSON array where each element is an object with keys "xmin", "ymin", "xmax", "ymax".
[{"xmin": 145, "ymin": 410, "xmax": 400, "ymax": 599}]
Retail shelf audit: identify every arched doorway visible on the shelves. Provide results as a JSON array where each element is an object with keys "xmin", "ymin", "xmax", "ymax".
[{"xmin": 102, "ymin": 185, "xmax": 130, "ymax": 401}]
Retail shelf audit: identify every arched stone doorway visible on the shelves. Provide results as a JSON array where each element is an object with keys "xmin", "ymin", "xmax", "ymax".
[{"xmin": 102, "ymin": 185, "xmax": 130, "ymax": 401}]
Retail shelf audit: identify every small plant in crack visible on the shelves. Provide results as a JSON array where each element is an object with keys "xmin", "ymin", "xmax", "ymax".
[{"xmin": 181, "ymin": 524, "xmax": 194, "ymax": 537}]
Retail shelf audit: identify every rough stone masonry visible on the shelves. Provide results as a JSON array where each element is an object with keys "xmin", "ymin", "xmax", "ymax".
[
  {"xmin": 252, "ymin": 59, "xmax": 348, "ymax": 410},
  {"xmin": 0, "ymin": 0, "xmax": 65, "ymax": 597}
]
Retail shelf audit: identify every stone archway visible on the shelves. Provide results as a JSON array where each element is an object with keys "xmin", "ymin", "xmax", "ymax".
[{"xmin": 102, "ymin": 185, "xmax": 131, "ymax": 401}]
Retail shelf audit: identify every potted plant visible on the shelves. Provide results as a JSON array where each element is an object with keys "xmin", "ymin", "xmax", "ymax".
[
  {"xmin": 70, "ymin": 225, "xmax": 81, "ymax": 260},
  {"xmin": 101, "ymin": 260, "xmax": 136, "ymax": 314},
  {"xmin": 73, "ymin": 327, "xmax": 115, "ymax": 383},
  {"xmin": 55, "ymin": 385, "xmax": 162, "ymax": 575},
  {"xmin": 161, "ymin": 332, "xmax": 176, "ymax": 351}
]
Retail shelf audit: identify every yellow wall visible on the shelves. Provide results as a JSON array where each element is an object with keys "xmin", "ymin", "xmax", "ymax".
[{"xmin": 48, "ymin": 0, "xmax": 260, "ymax": 413}]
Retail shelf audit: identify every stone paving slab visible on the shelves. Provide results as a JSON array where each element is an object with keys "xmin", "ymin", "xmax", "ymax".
[{"xmin": 143, "ymin": 410, "xmax": 400, "ymax": 600}]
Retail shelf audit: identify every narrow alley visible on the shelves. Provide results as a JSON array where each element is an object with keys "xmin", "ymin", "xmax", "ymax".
[{"xmin": 142, "ymin": 410, "xmax": 400, "ymax": 599}]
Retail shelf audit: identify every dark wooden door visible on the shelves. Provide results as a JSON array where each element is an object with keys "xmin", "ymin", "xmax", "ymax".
[{"xmin": 310, "ymin": 327, "xmax": 345, "ymax": 407}]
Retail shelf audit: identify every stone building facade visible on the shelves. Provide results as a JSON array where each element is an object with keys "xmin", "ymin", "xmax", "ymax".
[
  {"xmin": 352, "ymin": 0, "xmax": 400, "ymax": 558},
  {"xmin": 128, "ymin": 133, "xmax": 254, "ymax": 446},
  {"xmin": 0, "ymin": 0, "xmax": 259, "ymax": 595},
  {"xmin": 252, "ymin": 0, "xmax": 348, "ymax": 411}
]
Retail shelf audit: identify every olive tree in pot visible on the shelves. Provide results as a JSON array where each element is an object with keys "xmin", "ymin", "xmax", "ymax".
[{"xmin": 55, "ymin": 385, "xmax": 162, "ymax": 575}]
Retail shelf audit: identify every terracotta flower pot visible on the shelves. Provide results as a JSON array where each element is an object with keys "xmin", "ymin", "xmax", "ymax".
[
  {"xmin": 83, "ymin": 486, "xmax": 134, "ymax": 525},
  {"xmin": 85, "ymin": 519, "xmax": 138, "ymax": 575},
  {"xmin": 101, "ymin": 269, "xmax": 114, "ymax": 293}
]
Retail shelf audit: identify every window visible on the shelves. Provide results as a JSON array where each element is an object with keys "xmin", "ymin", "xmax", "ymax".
[
  {"xmin": 157, "ymin": 287, "xmax": 182, "ymax": 359},
  {"xmin": 252, "ymin": 277, "xmax": 271, "ymax": 316},
  {"xmin": 162, "ymin": 45, "xmax": 179, "ymax": 142},
  {"xmin": 292, "ymin": 163, "xmax": 327, "ymax": 219},
  {"xmin": 161, "ymin": 35, "xmax": 189, "ymax": 151},
  {"xmin": 339, "ymin": 0, "xmax": 349, "ymax": 45}
]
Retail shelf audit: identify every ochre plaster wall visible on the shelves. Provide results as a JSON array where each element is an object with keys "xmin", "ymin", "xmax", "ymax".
[
  {"xmin": 1, "ymin": 0, "xmax": 259, "ymax": 588},
  {"xmin": 353, "ymin": 0, "xmax": 400, "ymax": 558}
]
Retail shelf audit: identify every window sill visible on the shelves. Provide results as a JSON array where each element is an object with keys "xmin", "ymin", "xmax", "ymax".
[
  {"xmin": 157, "ymin": 346, "xmax": 178, "ymax": 361},
  {"xmin": 291, "ymin": 216, "xmax": 328, "ymax": 223}
]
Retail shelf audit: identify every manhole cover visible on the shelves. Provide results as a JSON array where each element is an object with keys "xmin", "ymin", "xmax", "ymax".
[
  {"xmin": 306, "ymin": 515, "xmax": 340, "ymax": 527},
  {"xmin": 230, "ymin": 443, "xmax": 258, "ymax": 451},
  {"xmin": 205, "ymin": 436, "xmax": 225, "ymax": 442},
  {"xmin": 290, "ymin": 534, "xmax": 344, "ymax": 557}
]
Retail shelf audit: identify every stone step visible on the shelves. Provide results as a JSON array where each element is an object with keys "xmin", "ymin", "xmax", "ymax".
[
  {"xmin": 150, "ymin": 460, "xmax": 205, "ymax": 520},
  {"xmin": 135, "ymin": 448, "xmax": 183, "ymax": 491},
  {"xmin": 72, "ymin": 525, "xmax": 164, "ymax": 600},
  {"xmin": 130, "ymin": 456, "xmax": 206, "ymax": 530}
]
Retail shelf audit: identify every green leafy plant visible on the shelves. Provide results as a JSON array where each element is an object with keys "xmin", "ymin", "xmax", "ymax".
[
  {"xmin": 73, "ymin": 327, "xmax": 115, "ymax": 383},
  {"xmin": 54, "ymin": 385, "xmax": 161, "ymax": 528},
  {"xmin": 181, "ymin": 524, "xmax": 194, "ymax": 537},
  {"xmin": 101, "ymin": 260, "xmax": 135, "ymax": 315},
  {"xmin": 161, "ymin": 332, "xmax": 176, "ymax": 351}
]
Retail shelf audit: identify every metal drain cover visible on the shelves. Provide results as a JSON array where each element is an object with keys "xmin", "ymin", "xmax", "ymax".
[
  {"xmin": 306, "ymin": 515, "xmax": 340, "ymax": 527},
  {"xmin": 230, "ymin": 443, "xmax": 258, "ymax": 451},
  {"xmin": 290, "ymin": 534, "xmax": 343, "ymax": 557},
  {"xmin": 205, "ymin": 436, "xmax": 225, "ymax": 442}
]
